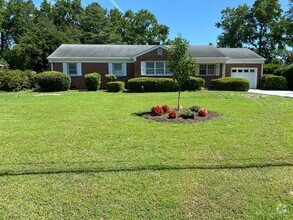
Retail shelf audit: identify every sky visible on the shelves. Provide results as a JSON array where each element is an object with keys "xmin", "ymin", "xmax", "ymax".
[{"xmin": 35, "ymin": 0, "xmax": 290, "ymax": 45}]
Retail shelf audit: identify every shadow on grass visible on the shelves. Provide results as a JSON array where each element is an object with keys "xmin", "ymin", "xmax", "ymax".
[{"xmin": 0, "ymin": 162, "xmax": 292, "ymax": 177}]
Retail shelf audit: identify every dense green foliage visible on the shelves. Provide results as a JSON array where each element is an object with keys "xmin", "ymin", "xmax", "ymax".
[
  {"xmin": 107, "ymin": 81, "xmax": 125, "ymax": 92},
  {"xmin": 0, "ymin": 0, "xmax": 169, "ymax": 71},
  {"xmin": 128, "ymin": 77, "xmax": 178, "ymax": 92},
  {"xmin": 105, "ymin": 74, "xmax": 117, "ymax": 82},
  {"xmin": 260, "ymin": 74, "xmax": 287, "ymax": 90},
  {"xmin": 85, "ymin": 72, "xmax": 101, "ymax": 91},
  {"xmin": 0, "ymin": 91, "xmax": 292, "ymax": 219},
  {"xmin": 34, "ymin": 71, "xmax": 71, "ymax": 92},
  {"xmin": 263, "ymin": 63, "xmax": 281, "ymax": 75},
  {"xmin": 211, "ymin": 77, "xmax": 250, "ymax": 91},
  {"xmin": 0, "ymin": 69, "xmax": 34, "ymax": 91},
  {"xmin": 182, "ymin": 76, "xmax": 205, "ymax": 91},
  {"xmin": 216, "ymin": 0, "xmax": 292, "ymax": 63},
  {"xmin": 273, "ymin": 65, "xmax": 293, "ymax": 90}
]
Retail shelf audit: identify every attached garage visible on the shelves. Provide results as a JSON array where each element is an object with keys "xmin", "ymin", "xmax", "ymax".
[{"xmin": 231, "ymin": 68, "xmax": 258, "ymax": 89}]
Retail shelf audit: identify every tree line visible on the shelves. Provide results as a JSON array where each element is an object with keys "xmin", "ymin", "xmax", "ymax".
[
  {"xmin": 216, "ymin": 0, "xmax": 292, "ymax": 64},
  {"xmin": 0, "ymin": 0, "xmax": 170, "ymax": 71}
]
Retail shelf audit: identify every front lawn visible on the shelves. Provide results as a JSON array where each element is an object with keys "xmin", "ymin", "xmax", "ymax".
[{"xmin": 0, "ymin": 91, "xmax": 292, "ymax": 219}]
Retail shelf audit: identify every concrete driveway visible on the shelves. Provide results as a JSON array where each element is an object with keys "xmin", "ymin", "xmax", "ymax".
[{"xmin": 248, "ymin": 89, "xmax": 293, "ymax": 98}]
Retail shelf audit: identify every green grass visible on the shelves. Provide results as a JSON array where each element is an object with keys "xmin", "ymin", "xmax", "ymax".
[{"xmin": 0, "ymin": 90, "xmax": 292, "ymax": 219}]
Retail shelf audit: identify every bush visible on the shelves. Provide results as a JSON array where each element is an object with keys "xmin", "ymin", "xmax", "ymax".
[
  {"xmin": 85, "ymin": 73, "xmax": 101, "ymax": 91},
  {"xmin": 168, "ymin": 110, "xmax": 177, "ymax": 119},
  {"xmin": 264, "ymin": 63, "xmax": 281, "ymax": 75},
  {"xmin": 190, "ymin": 105, "xmax": 201, "ymax": 112},
  {"xmin": 34, "ymin": 71, "xmax": 71, "ymax": 92},
  {"xmin": 107, "ymin": 81, "xmax": 125, "ymax": 92},
  {"xmin": 0, "ymin": 69, "xmax": 35, "ymax": 91},
  {"xmin": 151, "ymin": 105, "xmax": 164, "ymax": 116},
  {"xmin": 128, "ymin": 77, "xmax": 178, "ymax": 92},
  {"xmin": 211, "ymin": 77, "xmax": 249, "ymax": 91},
  {"xmin": 105, "ymin": 74, "xmax": 117, "ymax": 82},
  {"xmin": 198, "ymin": 108, "xmax": 208, "ymax": 117},
  {"xmin": 282, "ymin": 65, "xmax": 293, "ymax": 90},
  {"xmin": 260, "ymin": 74, "xmax": 287, "ymax": 90},
  {"xmin": 273, "ymin": 65, "xmax": 293, "ymax": 90},
  {"xmin": 182, "ymin": 77, "xmax": 205, "ymax": 91},
  {"xmin": 179, "ymin": 109, "xmax": 194, "ymax": 119},
  {"xmin": 162, "ymin": 104, "xmax": 170, "ymax": 113}
]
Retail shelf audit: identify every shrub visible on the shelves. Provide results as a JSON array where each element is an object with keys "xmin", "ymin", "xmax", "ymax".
[
  {"xmin": 162, "ymin": 104, "xmax": 170, "ymax": 113},
  {"xmin": 190, "ymin": 105, "xmax": 201, "ymax": 112},
  {"xmin": 105, "ymin": 74, "xmax": 117, "ymax": 82},
  {"xmin": 198, "ymin": 108, "xmax": 208, "ymax": 117},
  {"xmin": 151, "ymin": 105, "xmax": 164, "ymax": 116},
  {"xmin": 263, "ymin": 63, "xmax": 281, "ymax": 75},
  {"xmin": 179, "ymin": 109, "xmax": 194, "ymax": 119},
  {"xmin": 182, "ymin": 77, "xmax": 205, "ymax": 91},
  {"xmin": 128, "ymin": 77, "xmax": 178, "ymax": 92},
  {"xmin": 107, "ymin": 81, "xmax": 125, "ymax": 92},
  {"xmin": 85, "ymin": 73, "xmax": 101, "ymax": 91},
  {"xmin": 34, "ymin": 71, "xmax": 71, "ymax": 92},
  {"xmin": 260, "ymin": 74, "xmax": 287, "ymax": 90},
  {"xmin": 272, "ymin": 65, "xmax": 293, "ymax": 90},
  {"xmin": 211, "ymin": 77, "xmax": 249, "ymax": 91},
  {"xmin": 0, "ymin": 69, "xmax": 35, "ymax": 91},
  {"xmin": 168, "ymin": 110, "xmax": 177, "ymax": 119}
]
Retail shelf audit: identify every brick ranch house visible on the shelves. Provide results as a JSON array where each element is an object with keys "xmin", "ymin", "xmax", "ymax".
[{"xmin": 47, "ymin": 44, "xmax": 265, "ymax": 89}]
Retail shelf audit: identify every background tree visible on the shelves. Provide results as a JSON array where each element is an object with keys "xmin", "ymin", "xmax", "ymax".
[
  {"xmin": 216, "ymin": 0, "xmax": 288, "ymax": 63},
  {"xmin": 109, "ymin": 9, "xmax": 169, "ymax": 44},
  {"xmin": 168, "ymin": 34, "xmax": 196, "ymax": 110},
  {"xmin": 81, "ymin": 3, "xmax": 122, "ymax": 44}
]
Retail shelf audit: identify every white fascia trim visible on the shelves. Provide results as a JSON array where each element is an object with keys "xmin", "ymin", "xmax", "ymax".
[
  {"xmin": 48, "ymin": 57, "xmax": 134, "ymax": 63},
  {"xmin": 226, "ymin": 59, "xmax": 265, "ymax": 64},
  {"xmin": 132, "ymin": 45, "xmax": 167, "ymax": 61},
  {"xmin": 195, "ymin": 57, "xmax": 229, "ymax": 63}
]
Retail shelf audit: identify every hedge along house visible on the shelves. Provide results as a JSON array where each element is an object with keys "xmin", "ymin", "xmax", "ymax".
[{"xmin": 47, "ymin": 44, "xmax": 265, "ymax": 89}]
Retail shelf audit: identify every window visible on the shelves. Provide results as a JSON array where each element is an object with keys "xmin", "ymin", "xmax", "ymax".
[
  {"xmin": 244, "ymin": 69, "xmax": 249, "ymax": 72},
  {"xmin": 157, "ymin": 48, "xmax": 163, "ymax": 56},
  {"xmin": 199, "ymin": 64, "xmax": 216, "ymax": 75},
  {"xmin": 250, "ymin": 69, "xmax": 255, "ymax": 72},
  {"xmin": 145, "ymin": 62, "xmax": 172, "ymax": 75},
  {"xmin": 146, "ymin": 62, "xmax": 155, "ymax": 74},
  {"xmin": 68, "ymin": 63, "xmax": 77, "ymax": 75},
  {"xmin": 113, "ymin": 63, "xmax": 123, "ymax": 76}
]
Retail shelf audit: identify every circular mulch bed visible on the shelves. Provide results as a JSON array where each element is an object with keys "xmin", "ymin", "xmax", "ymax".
[{"xmin": 140, "ymin": 111, "xmax": 221, "ymax": 124}]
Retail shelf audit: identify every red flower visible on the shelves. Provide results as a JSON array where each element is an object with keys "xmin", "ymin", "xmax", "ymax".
[
  {"xmin": 198, "ymin": 108, "xmax": 208, "ymax": 117},
  {"xmin": 151, "ymin": 105, "xmax": 164, "ymax": 116},
  {"xmin": 168, "ymin": 110, "xmax": 177, "ymax": 119},
  {"xmin": 162, "ymin": 104, "xmax": 170, "ymax": 113}
]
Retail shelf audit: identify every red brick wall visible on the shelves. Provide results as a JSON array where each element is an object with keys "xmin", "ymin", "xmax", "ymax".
[
  {"xmin": 52, "ymin": 62, "xmax": 135, "ymax": 89},
  {"xmin": 225, "ymin": 63, "xmax": 262, "ymax": 87}
]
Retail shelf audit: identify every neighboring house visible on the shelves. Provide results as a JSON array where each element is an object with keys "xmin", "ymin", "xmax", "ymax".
[{"xmin": 47, "ymin": 44, "xmax": 265, "ymax": 89}]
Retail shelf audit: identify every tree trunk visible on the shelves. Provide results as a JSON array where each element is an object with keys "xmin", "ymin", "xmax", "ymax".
[{"xmin": 177, "ymin": 85, "xmax": 181, "ymax": 111}]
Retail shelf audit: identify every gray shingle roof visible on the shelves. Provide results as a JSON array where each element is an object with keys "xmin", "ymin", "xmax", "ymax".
[
  {"xmin": 219, "ymin": 48, "xmax": 265, "ymax": 59},
  {"xmin": 48, "ymin": 44, "xmax": 155, "ymax": 58},
  {"xmin": 187, "ymin": 45, "xmax": 228, "ymax": 57},
  {"xmin": 48, "ymin": 44, "xmax": 264, "ymax": 60}
]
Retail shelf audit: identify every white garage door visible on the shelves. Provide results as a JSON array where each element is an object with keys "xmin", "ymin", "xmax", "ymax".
[{"xmin": 231, "ymin": 68, "xmax": 257, "ymax": 89}]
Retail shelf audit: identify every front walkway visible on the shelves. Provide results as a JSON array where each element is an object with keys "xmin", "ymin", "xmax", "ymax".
[{"xmin": 248, "ymin": 89, "xmax": 293, "ymax": 98}]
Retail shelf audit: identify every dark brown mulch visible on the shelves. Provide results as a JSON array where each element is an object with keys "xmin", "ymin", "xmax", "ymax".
[{"xmin": 140, "ymin": 111, "xmax": 221, "ymax": 124}]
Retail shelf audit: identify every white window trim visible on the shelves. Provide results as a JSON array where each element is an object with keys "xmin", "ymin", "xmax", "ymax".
[
  {"xmin": 108, "ymin": 62, "xmax": 127, "ymax": 77},
  {"xmin": 196, "ymin": 64, "xmax": 220, "ymax": 76},
  {"xmin": 145, "ymin": 61, "xmax": 173, "ymax": 76},
  {"xmin": 62, "ymin": 62, "xmax": 82, "ymax": 77}
]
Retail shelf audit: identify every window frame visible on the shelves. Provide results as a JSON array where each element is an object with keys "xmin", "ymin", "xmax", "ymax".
[
  {"xmin": 145, "ymin": 61, "xmax": 172, "ymax": 76},
  {"xmin": 112, "ymin": 63, "xmax": 123, "ymax": 76},
  {"xmin": 67, "ymin": 63, "xmax": 77, "ymax": 76},
  {"xmin": 198, "ymin": 64, "xmax": 216, "ymax": 76}
]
